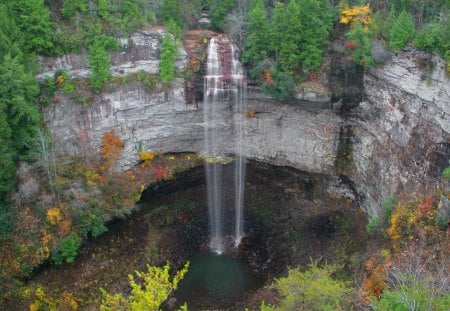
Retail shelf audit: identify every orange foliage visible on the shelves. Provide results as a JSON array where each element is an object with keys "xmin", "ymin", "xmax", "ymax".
[
  {"xmin": 139, "ymin": 150, "xmax": 156, "ymax": 162},
  {"xmin": 58, "ymin": 220, "xmax": 72, "ymax": 236},
  {"xmin": 417, "ymin": 195, "xmax": 433, "ymax": 216},
  {"xmin": 99, "ymin": 130, "xmax": 124, "ymax": 172},
  {"xmin": 246, "ymin": 110, "xmax": 256, "ymax": 118},
  {"xmin": 361, "ymin": 257, "xmax": 386, "ymax": 301}
]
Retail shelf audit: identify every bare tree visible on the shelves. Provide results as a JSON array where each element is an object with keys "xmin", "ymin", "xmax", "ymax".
[{"xmin": 224, "ymin": 0, "xmax": 249, "ymax": 49}]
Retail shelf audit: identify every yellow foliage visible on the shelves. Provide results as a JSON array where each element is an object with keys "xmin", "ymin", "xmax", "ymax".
[
  {"xmin": 55, "ymin": 74, "xmax": 64, "ymax": 87},
  {"xmin": 340, "ymin": 4, "xmax": 372, "ymax": 27},
  {"xmin": 100, "ymin": 262, "xmax": 189, "ymax": 311},
  {"xmin": 138, "ymin": 151, "xmax": 156, "ymax": 162},
  {"xmin": 46, "ymin": 208, "xmax": 62, "ymax": 225},
  {"xmin": 62, "ymin": 291, "xmax": 78, "ymax": 311},
  {"xmin": 41, "ymin": 233, "xmax": 52, "ymax": 245}
]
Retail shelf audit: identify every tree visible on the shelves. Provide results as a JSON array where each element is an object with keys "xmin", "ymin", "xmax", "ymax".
[
  {"xmin": 100, "ymin": 262, "xmax": 189, "ymax": 311},
  {"xmin": 9, "ymin": 0, "xmax": 54, "ymax": 54},
  {"xmin": 389, "ymin": 10, "xmax": 415, "ymax": 51},
  {"xmin": 160, "ymin": 35, "xmax": 178, "ymax": 84},
  {"xmin": 242, "ymin": 0, "xmax": 273, "ymax": 77},
  {"xmin": 61, "ymin": 0, "xmax": 88, "ymax": 18},
  {"xmin": 99, "ymin": 130, "xmax": 124, "ymax": 172},
  {"xmin": 0, "ymin": 54, "xmax": 41, "ymax": 158},
  {"xmin": 346, "ymin": 22, "xmax": 376, "ymax": 68},
  {"xmin": 208, "ymin": 0, "xmax": 236, "ymax": 30},
  {"xmin": 161, "ymin": 0, "xmax": 183, "ymax": 26},
  {"xmin": 262, "ymin": 261, "xmax": 352, "ymax": 310},
  {"xmin": 88, "ymin": 36, "xmax": 114, "ymax": 91}
]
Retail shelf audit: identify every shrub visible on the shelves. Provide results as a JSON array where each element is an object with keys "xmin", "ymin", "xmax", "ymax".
[
  {"xmin": 366, "ymin": 216, "xmax": 380, "ymax": 235},
  {"xmin": 58, "ymin": 233, "xmax": 80, "ymax": 264},
  {"xmin": 262, "ymin": 261, "xmax": 352, "ymax": 310}
]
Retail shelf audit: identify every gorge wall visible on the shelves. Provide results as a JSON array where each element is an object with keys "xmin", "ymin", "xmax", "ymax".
[{"xmin": 40, "ymin": 27, "xmax": 449, "ymax": 217}]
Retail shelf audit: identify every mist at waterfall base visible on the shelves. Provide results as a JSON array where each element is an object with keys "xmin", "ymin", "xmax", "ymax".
[
  {"xmin": 204, "ymin": 36, "xmax": 247, "ymax": 253},
  {"xmin": 172, "ymin": 252, "xmax": 264, "ymax": 310}
]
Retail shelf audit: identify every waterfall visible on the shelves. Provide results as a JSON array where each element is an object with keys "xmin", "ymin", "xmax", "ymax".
[{"xmin": 203, "ymin": 36, "xmax": 246, "ymax": 253}]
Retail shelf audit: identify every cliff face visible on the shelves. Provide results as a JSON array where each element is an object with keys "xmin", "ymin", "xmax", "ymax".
[
  {"xmin": 40, "ymin": 29, "xmax": 449, "ymax": 217},
  {"xmin": 349, "ymin": 51, "xmax": 449, "ymax": 216}
]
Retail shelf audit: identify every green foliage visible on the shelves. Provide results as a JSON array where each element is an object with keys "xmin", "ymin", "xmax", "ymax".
[
  {"xmin": 414, "ymin": 23, "xmax": 443, "ymax": 52},
  {"xmin": 263, "ymin": 261, "xmax": 352, "ymax": 310},
  {"xmin": 373, "ymin": 276, "xmax": 450, "ymax": 311},
  {"xmin": 441, "ymin": 166, "xmax": 450, "ymax": 181},
  {"xmin": 9, "ymin": 0, "xmax": 54, "ymax": 55},
  {"xmin": 366, "ymin": 216, "xmax": 380, "ymax": 235},
  {"xmin": 88, "ymin": 36, "xmax": 117, "ymax": 91},
  {"xmin": 161, "ymin": 0, "xmax": 183, "ymax": 26},
  {"xmin": 166, "ymin": 19, "xmax": 183, "ymax": 41},
  {"xmin": 242, "ymin": 0, "xmax": 272, "ymax": 77},
  {"xmin": 58, "ymin": 233, "xmax": 80, "ymax": 264},
  {"xmin": 100, "ymin": 262, "xmax": 189, "ymax": 310},
  {"xmin": 61, "ymin": 0, "xmax": 88, "ymax": 18},
  {"xmin": 0, "ymin": 203, "xmax": 15, "ymax": 236},
  {"xmin": 74, "ymin": 209, "xmax": 108, "ymax": 239},
  {"xmin": 389, "ymin": 10, "xmax": 415, "ymax": 51},
  {"xmin": 208, "ymin": 0, "xmax": 236, "ymax": 31},
  {"xmin": 160, "ymin": 35, "xmax": 178, "ymax": 84},
  {"xmin": 346, "ymin": 23, "xmax": 376, "ymax": 68},
  {"xmin": 261, "ymin": 69, "xmax": 294, "ymax": 101}
]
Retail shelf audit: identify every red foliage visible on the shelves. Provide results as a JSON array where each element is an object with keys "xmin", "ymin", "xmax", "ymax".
[
  {"xmin": 417, "ymin": 195, "xmax": 433, "ymax": 216},
  {"xmin": 153, "ymin": 167, "xmax": 167, "ymax": 180},
  {"xmin": 307, "ymin": 74, "xmax": 318, "ymax": 82},
  {"xmin": 344, "ymin": 41, "xmax": 357, "ymax": 49}
]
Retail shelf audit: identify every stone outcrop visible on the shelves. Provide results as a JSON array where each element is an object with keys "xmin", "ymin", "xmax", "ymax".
[
  {"xmin": 40, "ymin": 27, "xmax": 449, "ymax": 217},
  {"xmin": 348, "ymin": 50, "xmax": 449, "ymax": 216}
]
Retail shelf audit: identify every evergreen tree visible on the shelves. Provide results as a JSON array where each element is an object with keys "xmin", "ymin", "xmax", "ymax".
[
  {"xmin": 88, "ymin": 37, "xmax": 113, "ymax": 91},
  {"xmin": 160, "ymin": 35, "xmax": 178, "ymax": 84},
  {"xmin": 277, "ymin": 1, "xmax": 302, "ymax": 73},
  {"xmin": 389, "ymin": 10, "xmax": 415, "ymax": 51},
  {"xmin": 208, "ymin": 0, "xmax": 236, "ymax": 30},
  {"xmin": 10, "ymin": 0, "xmax": 54, "ymax": 54},
  {"xmin": 0, "ymin": 54, "xmax": 41, "ymax": 158},
  {"xmin": 242, "ymin": 0, "xmax": 273, "ymax": 77},
  {"xmin": 161, "ymin": 0, "xmax": 183, "ymax": 26}
]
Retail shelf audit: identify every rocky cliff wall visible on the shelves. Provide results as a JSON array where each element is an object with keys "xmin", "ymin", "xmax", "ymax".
[
  {"xmin": 348, "ymin": 50, "xmax": 449, "ymax": 217},
  {"xmin": 40, "ymin": 28, "xmax": 449, "ymax": 217}
]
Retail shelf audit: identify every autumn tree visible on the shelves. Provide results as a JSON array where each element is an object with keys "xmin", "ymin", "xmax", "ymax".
[
  {"xmin": 100, "ymin": 262, "xmax": 189, "ymax": 311},
  {"xmin": 99, "ymin": 130, "xmax": 124, "ymax": 172}
]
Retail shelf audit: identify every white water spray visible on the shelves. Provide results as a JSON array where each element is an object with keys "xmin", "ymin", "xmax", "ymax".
[{"xmin": 203, "ymin": 36, "xmax": 247, "ymax": 252}]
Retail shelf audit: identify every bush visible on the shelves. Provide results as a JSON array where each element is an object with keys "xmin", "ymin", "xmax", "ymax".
[
  {"xmin": 262, "ymin": 261, "xmax": 352, "ymax": 310},
  {"xmin": 366, "ymin": 216, "xmax": 380, "ymax": 235},
  {"xmin": 57, "ymin": 233, "xmax": 80, "ymax": 264}
]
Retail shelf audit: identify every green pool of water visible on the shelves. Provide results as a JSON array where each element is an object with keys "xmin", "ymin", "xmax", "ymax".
[{"xmin": 174, "ymin": 252, "xmax": 264, "ymax": 309}]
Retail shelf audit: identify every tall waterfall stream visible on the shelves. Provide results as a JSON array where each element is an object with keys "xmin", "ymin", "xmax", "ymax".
[{"xmin": 204, "ymin": 36, "xmax": 247, "ymax": 253}]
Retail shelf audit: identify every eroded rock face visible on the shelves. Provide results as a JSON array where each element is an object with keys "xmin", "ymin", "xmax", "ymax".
[{"xmin": 349, "ymin": 50, "xmax": 449, "ymax": 217}]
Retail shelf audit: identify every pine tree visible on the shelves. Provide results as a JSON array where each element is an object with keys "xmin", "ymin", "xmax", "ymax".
[
  {"xmin": 10, "ymin": 0, "xmax": 54, "ymax": 54},
  {"xmin": 242, "ymin": 0, "xmax": 273, "ymax": 77},
  {"xmin": 389, "ymin": 10, "xmax": 415, "ymax": 51},
  {"xmin": 160, "ymin": 35, "xmax": 178, "ymax": 84}
]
